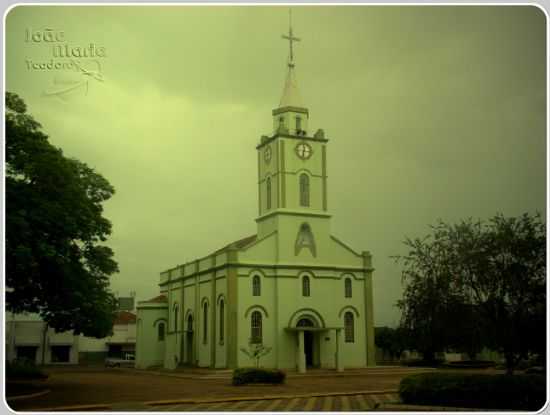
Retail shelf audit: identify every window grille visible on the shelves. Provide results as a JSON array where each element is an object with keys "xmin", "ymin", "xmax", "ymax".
[
  {"xmin": 158, "ymin": 323, "xmax": 165, "ymax": 341},
  {"xmin": 203, "ymin": 302, "xmax": 208, "ymax": 344},
  {"xmin": 266, "ymin": 177, "xmax": 271, "ymax": 209},
  {"xmin": 345, "ymin": 278, "xmax": 352, "ymax": 298},
  {"xmin": 252, "ymin": 275, "xmax": 261, "ymax": 296},
  {"xmin": 344, "ymin": 312, "xmax": 354, "ymax": 343},
  {"xmin": 251, "ymin": 311, "xmax": 262, "ymax": 343},
  {"xmin": 302, "ymin": 276, "xmax": 310, "ymax": 297},
  {"xmin": 219, "ymin": 300, "xmax": 224, "ymax": 344},
  {"xmin": 299, "ymin": 174, "xmax": 310, "ymax": 207}
]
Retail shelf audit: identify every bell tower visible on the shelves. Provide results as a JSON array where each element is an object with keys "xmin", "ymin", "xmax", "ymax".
[{"xmin": 256, "ymin": 12, "xmax": 332, "ymax": 263}]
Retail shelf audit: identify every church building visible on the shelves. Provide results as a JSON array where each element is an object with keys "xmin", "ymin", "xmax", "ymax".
[{"xmin": 135, "ymin": 20, "xmax": 376, "ymax": 373}]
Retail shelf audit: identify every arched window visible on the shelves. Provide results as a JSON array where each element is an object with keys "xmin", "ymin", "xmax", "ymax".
[
  {"xmin": 219, "ymin": 300, "xmax": 225, "ymax": 344},
  {"xmin": 203, "ymin": 302, "xmax": 208, "ymax": 344},
  {"xmin": 266, "ymin": 177, "xmax": 271, "ymax": 210},
  {"xmin": 187, "ymin": 314, "xmax": 193, "ymax": 331},
  {"xmin": 302, "ymin": 275, "xmax": 310, "ymax": 297},
  {"xmin": 344, "ymin": 312, "xmax": 354, "ymax": 343},
  {"xmin": 279, "ymin": 116, "xmax": 284, "ymax": 130},
  {"xmin": 345, "ymin": 278, "xmax": 352, "ymax": 298},
  {"xmin": 158, "ymin": 322, "xmax": 165, "ymax": 341},
  {"xmin": 252, "ymin": 275, "xmax": 261, "ymax": 296},
  {"xmin": 299, "ymin": 174, "xmax": 310, "ymax": 207},
  {"xmin": 173, "ymin": 304, "xmax": 179, "ymax": 332},
  {"xmin": 297, "ymin": 318, "xmax": 314, "ymax": 327},
  {"xmin": 251, "ymin": 311, "xmax": 262, "ymax": 343}
]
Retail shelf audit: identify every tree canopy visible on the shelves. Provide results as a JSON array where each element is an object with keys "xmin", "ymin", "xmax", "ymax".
[
  {"xmin": 375, "ymin": 326, "xmax": 409, "ymax": 361},
  {"xmin": 395, "ymin": 213, "xmax": 546, "ymax": 373},
  {"xmin": 6, "ymin": 92, "xmax": 118, "ymax": 337}
]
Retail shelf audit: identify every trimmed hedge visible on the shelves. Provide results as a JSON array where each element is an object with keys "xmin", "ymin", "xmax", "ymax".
[
  {"xmin": 442, "ymin": 360, "xmax": 496, "ymax": 369},
  {"xmin": 400, "ymin": 358, "xmax": 444, "ymax": 368},
  {"xmin": 6, "ymin": 360, "xmax": 48, "ymax": 380},
  {"xmin": 232, "ymin": 368, "xmax": 286, "ymax": 386},
  {"xmin": 6, "ymin": 382, "xmax": 48, "ymax": 398},
  {"xmin": 399, "ymin": 372, "xmax": 546, "ymax": 410},
  {"xmin": 526, "ymin": 366, "xmax": 545, "ymax": 374}
]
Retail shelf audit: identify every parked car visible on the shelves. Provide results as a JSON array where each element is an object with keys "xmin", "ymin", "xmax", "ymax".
[{"xmin": 105, "ymin": 353, "xmax": 135, "ymax": 368}]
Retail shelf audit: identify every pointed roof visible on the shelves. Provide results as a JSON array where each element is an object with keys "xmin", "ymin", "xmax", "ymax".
[
  {"xmin": 278, "ymin": 10, "xmax": 306, "ymax": 111},
  {"xmin": 279, "ymin": 65, "xmax": 304, "ymax": 108}
]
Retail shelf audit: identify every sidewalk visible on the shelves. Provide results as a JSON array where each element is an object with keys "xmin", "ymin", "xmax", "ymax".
[
  {"xmin": 126, "ymin": 365, "xmax": 434, "ymax": 380},
  {"xmin": 29, "ymin": 389, "xmax": 402, "ymax": 412}
]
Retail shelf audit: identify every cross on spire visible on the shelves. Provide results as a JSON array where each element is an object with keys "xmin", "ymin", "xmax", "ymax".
[{"xmin": 282, "ymin": 9, "xmax": 300, "ymax": 67}]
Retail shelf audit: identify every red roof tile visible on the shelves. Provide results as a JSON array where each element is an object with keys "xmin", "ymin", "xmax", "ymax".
[
  {"xmin": 113, "ymin": 310, "xmax": 136, "ymax": 325},
  {"xmin": 145, "ymin": 294, "xmax": 168, "ymax": 303}
]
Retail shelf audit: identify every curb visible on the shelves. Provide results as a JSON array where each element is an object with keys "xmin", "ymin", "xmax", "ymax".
[
  {"xmin": 380, "ymin": 403, "xmax": 496, "ymax": 412},
  {"xmin": 26, "ymin": 403, "xmax": 111, "ymax": 411},
  {"xmin": 7, "ymin": 389, "xmax": 51, "ymax": 402},
  {"xmin": 127, "ymin": 367, "xmax": 434, "ymax": 380},
  {"xmin": 286, "ymin": 368, "xmax": 435, "ymax": 378},
  {"xmin": 145, "ymin": 389, "xmax": 399, "ymax": 407}
]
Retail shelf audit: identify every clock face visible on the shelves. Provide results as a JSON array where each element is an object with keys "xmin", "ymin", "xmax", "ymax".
[
  {"xmin": 295, "ymin": 142, "xmax": 312, "ymax": 160},
  {"xmin": 264, "ymin": 146, "xmax": 272, "ymax": 163}
]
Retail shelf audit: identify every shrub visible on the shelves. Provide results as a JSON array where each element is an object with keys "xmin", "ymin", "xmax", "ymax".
[
  {"xmin": 525, "ymin": 366, "xmax": 545, "ymax": 375},
  {"xmin": 6, "ymin": 359, "xmax": 48, "ymax": 380},
  {"xmin": 400, "ymin": 358, "xmax": 444, "ymax": 368},
  {"xmin": 442, "ymin": 360, "xmax": 496, "ymax": 369},
  {"xmin": 399, "ymin": 372, "xmax": 545, "ymax": 410},
  {"xmin": 232, "ymin": 368, "xmax": 286, "ymax": 386}
]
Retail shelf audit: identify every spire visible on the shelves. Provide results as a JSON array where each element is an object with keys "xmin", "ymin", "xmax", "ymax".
[{"xmin": 279, "ymin": 10, "xmax": 304, "ymax": 108}]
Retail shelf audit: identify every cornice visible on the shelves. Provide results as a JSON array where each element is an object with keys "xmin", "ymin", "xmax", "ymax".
[
  {"xmin": 255, "ymin": 209, "xmax": 332, "ymax": 222},
  {"xmin": 272, "ymin": 106, "xmax": 309, "ymax": 116},
  {"xmin": 159, "ymin": 262, "xmax": 374, "ymax": 287},
  {"xmin": 257, "ymin": 133, "xmax": 329, "ymax": 150}
]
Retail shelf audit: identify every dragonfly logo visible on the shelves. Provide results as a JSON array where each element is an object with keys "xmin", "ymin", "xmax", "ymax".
[{"xmin": 43, "ymin": 59, "xmax": 104, "ymax": 100}]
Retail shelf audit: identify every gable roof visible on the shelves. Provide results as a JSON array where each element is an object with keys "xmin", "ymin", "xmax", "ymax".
[
  {"xmin": 144, "ymin": 294, "xmax": 167, "ymax": 303},
  {"xmin": 213, "ymin": 234, "xmax": 257, "ymax": 255}
]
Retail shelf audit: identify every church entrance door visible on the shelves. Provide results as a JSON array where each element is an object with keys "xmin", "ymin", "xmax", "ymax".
[
  {"xmin": 186, "ymin": 315, "xmax": 194, "ymax": 365},
  {"xmin": 304, "ymin": 331, "xmax": 314, "ymax": 367},
  {"xmin": 297, "ymin": 317, "xmax": 317, "ymax": 368}
]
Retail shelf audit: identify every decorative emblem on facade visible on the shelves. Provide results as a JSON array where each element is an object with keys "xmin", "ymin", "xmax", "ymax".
[
  {"xmin": 295, "ymin": 223, "xmax": 317, "ymax": 257},
  {"xmin": 295, "ymin": 142, "xmax": 312, "ymax": 160},
  {"xmin": 264, "ymin": 145, "xmax": 272, "ymax": 163}
]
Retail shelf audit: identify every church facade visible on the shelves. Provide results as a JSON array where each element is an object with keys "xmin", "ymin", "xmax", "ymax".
[{"xmin": 135, "ymin": 23, "xmax": 376, "ymax": 372}]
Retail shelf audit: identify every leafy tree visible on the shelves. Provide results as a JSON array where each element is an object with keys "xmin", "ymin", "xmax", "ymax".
[
  {"xmin": 375, "ymin": 326, "xmax": 408, "ymax": 360},
  {"xmin": 442, "ymin": 214, "xmax": 546, "ymax": 373},
  {"xmin": 395, "ymin": 213, "xmax": 546, "ymax": 374},
  {"xmin": 6, "ymin": 92, "xmax": 118, "ymax": 337},
  {"xmin": 240, "ymin": 341, "xmax": 273, "ymax": 368},
  {"xmin": 395, "ymin": 233, "xmax": 469, "ymax": 362}
]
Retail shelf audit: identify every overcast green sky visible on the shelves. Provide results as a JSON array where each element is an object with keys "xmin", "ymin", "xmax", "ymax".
[{"xmin": 6, "ymin": 5, "xmax": 546, "ymax": 326}]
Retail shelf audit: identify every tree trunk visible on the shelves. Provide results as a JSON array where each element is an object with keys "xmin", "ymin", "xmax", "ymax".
[
  {"xmin": 505, "ymin": 353, "xmax": 515, "ymax": 375},
  {"xmin": 423, "ymin": 350, "xmax": 435, "ymax": 362}
]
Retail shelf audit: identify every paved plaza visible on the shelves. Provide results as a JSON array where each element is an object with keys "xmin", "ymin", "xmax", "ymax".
[
  {"xmin": 7, "ymin": 366, "xmax": 437, "ymax": 411},
  {"xmin": 110, "ymin": 393, "xmax": 400, "ymax": 412}
]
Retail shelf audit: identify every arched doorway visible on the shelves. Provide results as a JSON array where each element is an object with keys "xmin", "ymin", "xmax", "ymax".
[
  {"xmin": 297, "ymin": 318, "xmax": 316, "ymax": 367},
  {"xmin": 186, "ymin": 314, "xmax": 194, "ymax": 365}
]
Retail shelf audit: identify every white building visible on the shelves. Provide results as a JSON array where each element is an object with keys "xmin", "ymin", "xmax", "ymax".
[
  {"xmin": 135, "ymin": 21, "xmax": 376, "ymax": 373},
  {"xmin": 6, "ymin": 311, "xmax": 137, "ymax": 365}
]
